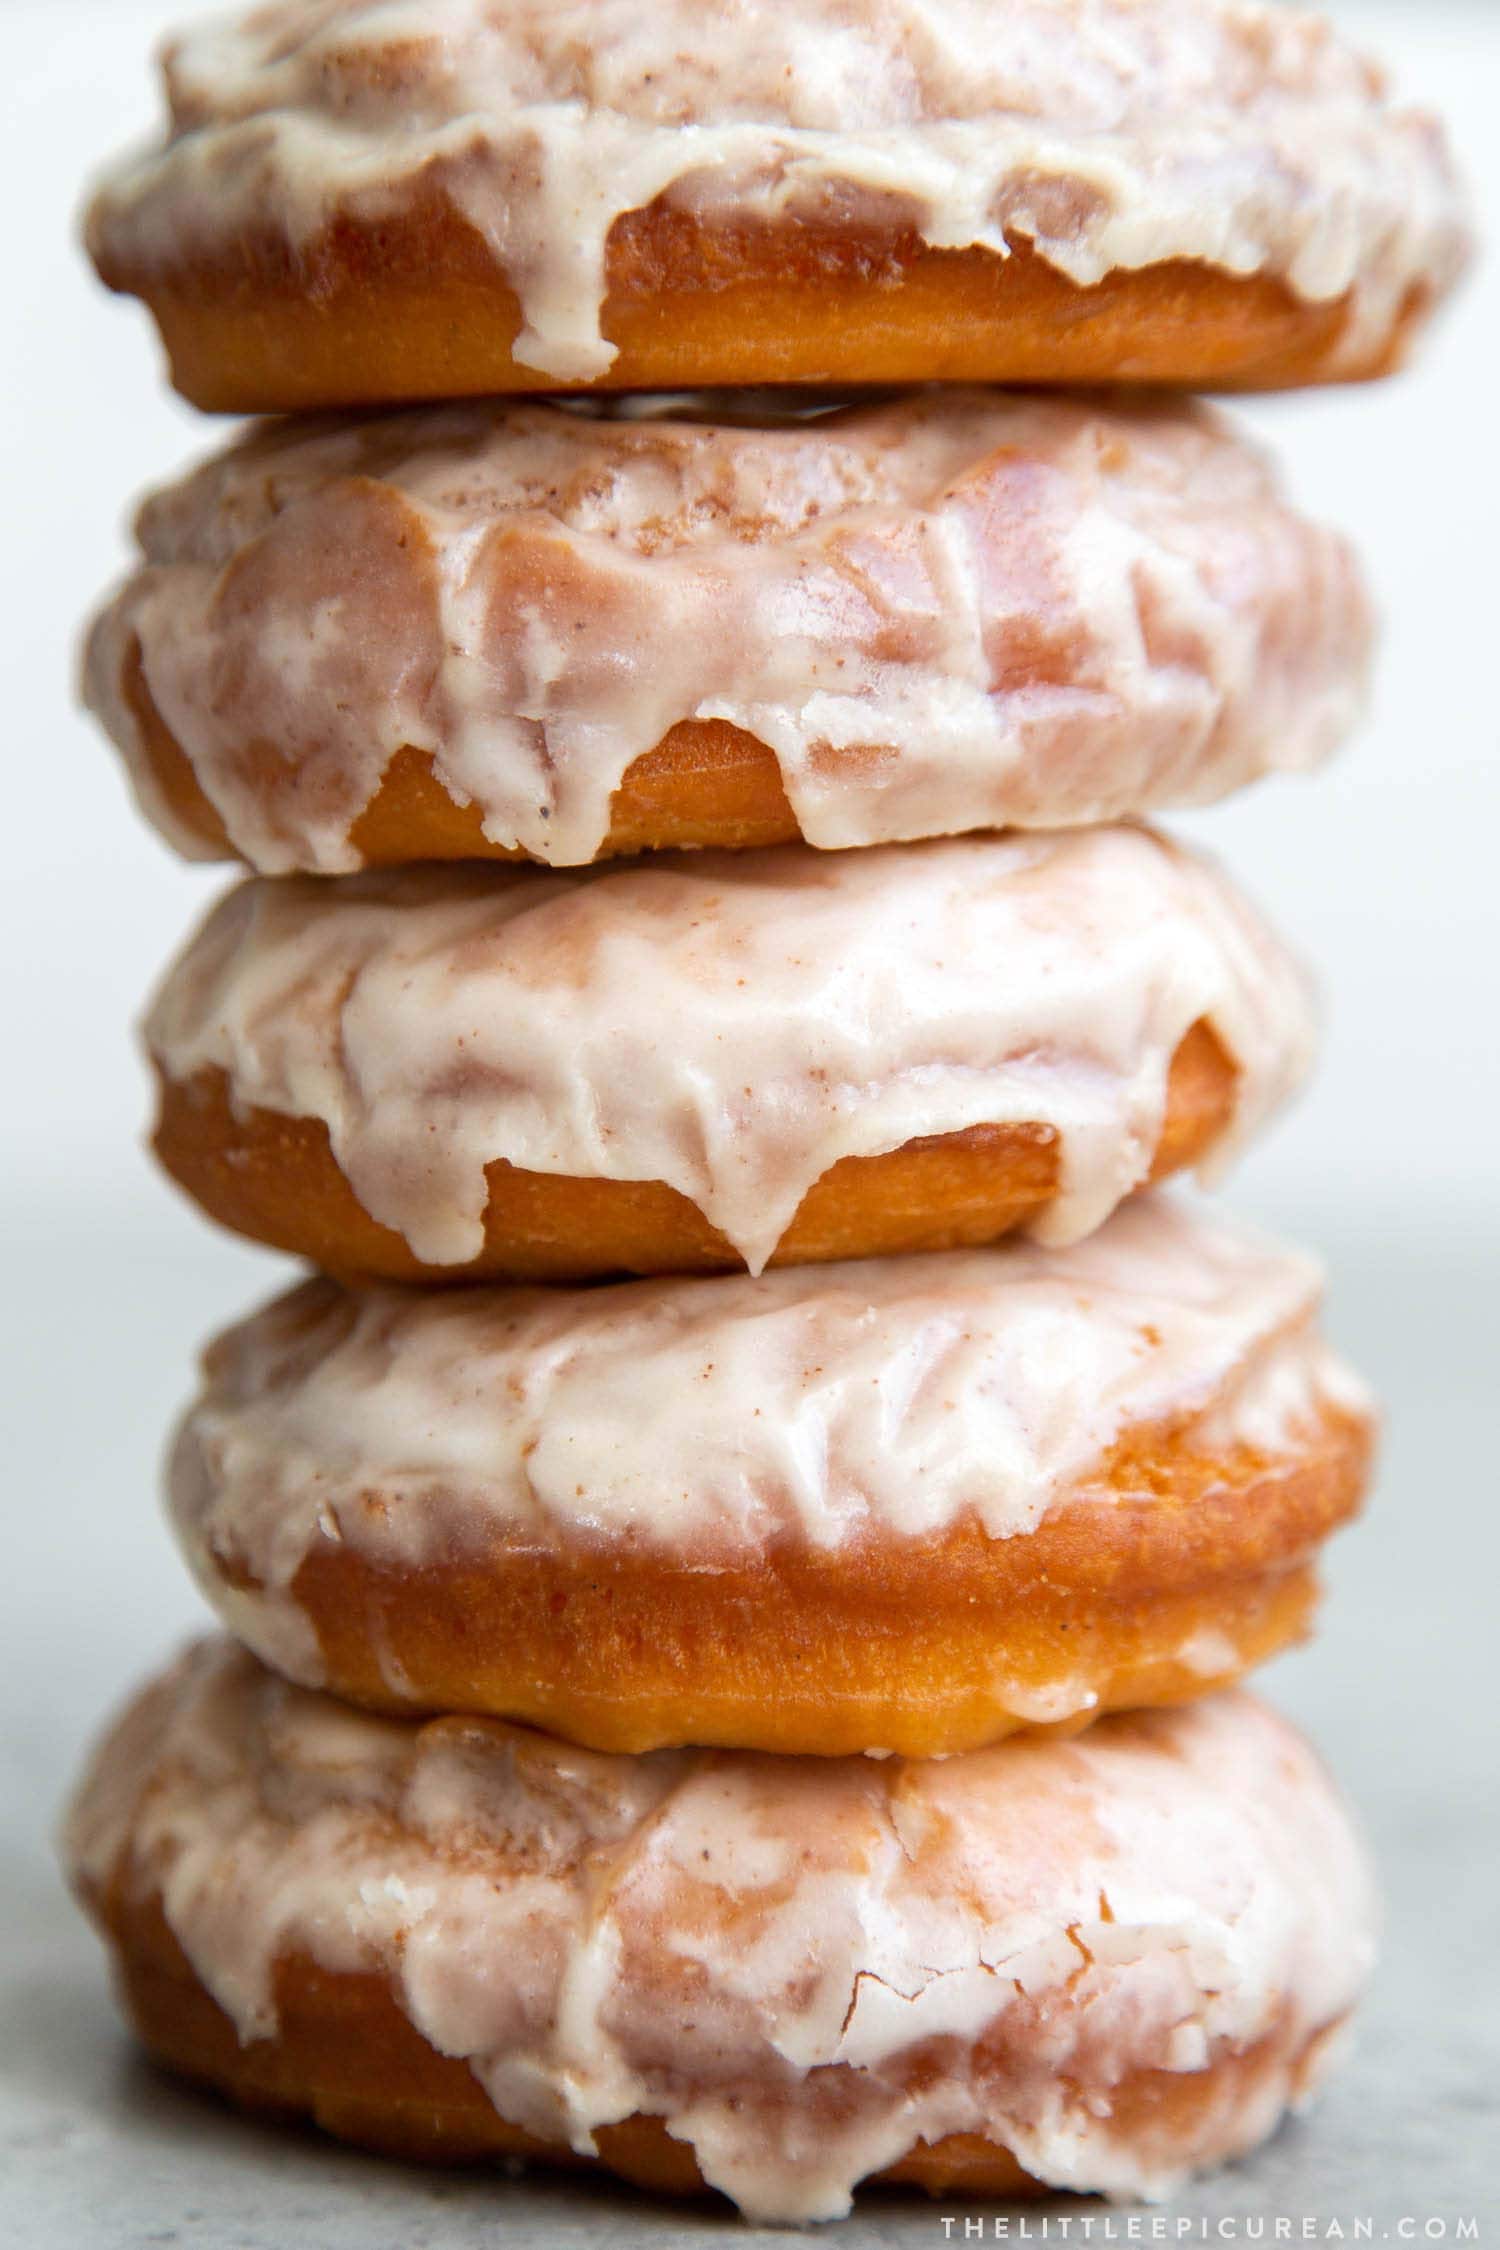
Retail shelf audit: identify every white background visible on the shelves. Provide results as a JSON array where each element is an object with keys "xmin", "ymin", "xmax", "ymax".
[{"xmin": 0, "ymin": 3, "xmax": 1496, "ymax": 2241}]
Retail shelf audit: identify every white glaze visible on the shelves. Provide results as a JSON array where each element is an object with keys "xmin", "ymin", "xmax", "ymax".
[
  {"xmin": 84, "ymin": 390, "xmax": 1372, "ymax": 872},
  {"xmin": 144, "ymin": 827, "xmax": 1316, "ymax": 1274},
  {"xmin": 66, "ymin": 1642, "xmax": 1378, "ymax": 2222},
  {"xmin": 167, "ymin": 1199, "xmax": 1372, "ymax": 1687},
  {"xmin": 86, "ymin": 0, "xmax": 1467, "ymax": 381}
]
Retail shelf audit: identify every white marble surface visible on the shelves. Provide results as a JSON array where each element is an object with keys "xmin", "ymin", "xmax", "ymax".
[{"xmin": 2, "ymin": 0, "xmax": 1498, "ymax": 2239}]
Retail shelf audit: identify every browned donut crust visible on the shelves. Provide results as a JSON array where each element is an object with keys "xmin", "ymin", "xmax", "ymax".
[
  {"xmin": 152, "ymin": 1019, "xmax": 1233, "ymax": 1283},
  {"xmin": 230, "ymin": 1401, "xmax": 1371, "ymax": 1756},
  {"xmin": 99, "ymin": 1892, "xmax": 1341, "ymax": 2202},
  {"xmin": 125, "ymin": 635, "xmax": 802, "ymax": 864},
  {"xmin": 112, "ymin": 212, "xmax": 1435, "ymax": 416}
]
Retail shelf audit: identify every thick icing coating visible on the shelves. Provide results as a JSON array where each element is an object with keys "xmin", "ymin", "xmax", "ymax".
[
  {"xmin": 169, "ymin": 1198, "xmax": 1372, "ymax": 1685},
  {"xmin": 86, "ymin": 0, "xmax": 1467, "ymax": 381},
  {"xmin": 144, "ymin": 828, "xmax": 1316, "ymax": 1274},
  {"xmin": 84, "ymin": 390, "xmax": 1372, "ymax": 872},
  {"xmin": 67, "ymin": 1642, "xmax": 1378, "ymax": 2222}
]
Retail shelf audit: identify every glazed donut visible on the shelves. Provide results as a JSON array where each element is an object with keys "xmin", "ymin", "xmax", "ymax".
[
  {"xmin": 85, "ymin": 0, "xmax": 1468, "ymax": 412},
  {"xmin": 169, "ymin": 1197, "xmax": 1373, "ymax": 1756},
  {"xmin": 145, "ymin": 828, "xmax": 1314, "ymax": 1282},
  {"xmin": 67, "ymin": 1641, "xmax": 1377, "ymax": 2222},
  {"xmin": 85, "ymin": 391, "xmax": 1373, "ymax": 875}
]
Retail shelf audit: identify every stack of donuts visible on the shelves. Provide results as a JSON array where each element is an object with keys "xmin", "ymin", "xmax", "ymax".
[{"xmin": 63, "ymin": 0, "xmax": 1468, "ymax": 2224}]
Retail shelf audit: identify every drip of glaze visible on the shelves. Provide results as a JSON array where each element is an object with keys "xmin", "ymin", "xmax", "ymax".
[
  {"xmin": 144, "ymin": 827, "xmax": 1317, "ymax": 1273},
  {"xmin": 85, "ymin": 391, "xmax": 1371, "ymax": 871},
  {"xmin": 88, "ymin": 0, "xmax": 1467, "ymax": 380}
]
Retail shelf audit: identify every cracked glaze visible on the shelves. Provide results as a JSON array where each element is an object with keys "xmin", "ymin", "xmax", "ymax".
[
  {"xmin": 66, "ymin": 1643, "xmax": 1377, "ymax": 2222},
  {"xmin": 85, "ymin": 389, "xmax": 1372, "ymax": 871},
  {"xmin": 86, "ymin": 0, "xmax": 1468, "ymax": 380},
  {"xmin": 144, "ymin": 827, "xmax": 1316, "ymax": 1274}
]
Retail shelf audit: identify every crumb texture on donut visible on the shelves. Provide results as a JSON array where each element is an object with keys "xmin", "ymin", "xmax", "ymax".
[
  {"xmin": 86, "ymin": 0, "xmax": 1468, "ymax": 389},
  {"xmin": 167, "ymin": 1195, "xmax": 1374, "ymax": 1740},
  {"xmin": 66, "ymin": 1644, "xmax": 1377, "ymax": 2222},
  {"xmin": 145, "ymin": 829, "xmax": 1314, "ymax": 1276},
  {"xmin": 85, "ymin": 391, "xmax": 1372, "ymax": 871}
]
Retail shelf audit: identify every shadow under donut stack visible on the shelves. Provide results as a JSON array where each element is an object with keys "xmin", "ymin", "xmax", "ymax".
[{"xmin": 63, "ymin": 0, "xmax": 1469, "ymax": 2225}]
